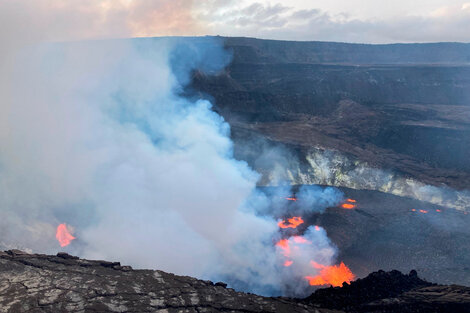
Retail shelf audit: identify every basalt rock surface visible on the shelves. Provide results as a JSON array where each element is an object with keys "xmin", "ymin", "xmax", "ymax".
[
  {"xmin": 304, "ymin": 269, "xmax": 470, "ymax": 313},
  {"xmin": 1, "ymin": 250, "xmax": 469, "ymax": 313},
  {"xmin": 0, "ymin": 250, "xmax": 327, "ymax": 313}
]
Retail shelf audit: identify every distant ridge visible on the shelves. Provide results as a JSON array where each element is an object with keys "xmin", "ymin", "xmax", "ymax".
[{"xmin": 221, "ymin": 36, "xmax": 470, "ymax": 65}]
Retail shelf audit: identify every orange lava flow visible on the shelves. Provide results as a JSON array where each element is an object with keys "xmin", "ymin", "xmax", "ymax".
[
  {"xmin": 341, "ymin": 198, "xmax": 357, "ymax": 209},
  {"xmin": 341, "ymin": 203, "xmax": 356, "ymax": 210},
  {"xmin": 284, "ymin": 260, "xmax": 294, "ymax": 267},
  {"xmin": 419, "ymin": 210, "xmax": 428, "ymax": 214},
  {"xmin": 436, "ymin": 209, "xmax": 442, "ymax": 212},
  {"xmin": 278, "ymin": 217, "xmax": 304, "ymax": 229},
  {"xmin": 285, "ymin": 197, "xmax": 298, "ymax": 201},
  {"xmin": 305, "ymin": 262, "xmax": 355, "ymax": 287},
  {"xmin": 56, "ymin": 224, "xmax": 76, "ymax": 247}
]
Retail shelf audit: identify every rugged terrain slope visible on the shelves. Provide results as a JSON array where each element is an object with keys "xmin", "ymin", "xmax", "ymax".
[
  {"xmin": 0, "ymin": 250, "xmax": 319, "ymax": 313},
  {"xmin": 192, "ymin": 37, "xmax": 470, "ymax": 191},
  {"xmin": 0, "ymin": 250, "xmax": 469, "ymax": 313}
]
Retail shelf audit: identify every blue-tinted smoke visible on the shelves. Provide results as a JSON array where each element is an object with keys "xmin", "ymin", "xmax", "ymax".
[{"xmin": 0, "ymin": 37, "xmax": 343, "ymax": 297}]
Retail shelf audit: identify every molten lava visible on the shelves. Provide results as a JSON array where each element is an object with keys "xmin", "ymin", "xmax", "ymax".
[
  {"xmin": 340, "ymin": 198, "xmax": 357, "ymax": 209},
  {"xmin": 278, "ymin": 216, "xmax": 304, "ymax": 229},
  {"xmin": 305, "ymin": 262, "xmax": 355, "ymax": 287},
  {"xmin": 275, "ymin": 220, "xmax": 354, "ymax": 288},
  {"xmin": 276, "ymin": 239, "xmax": 291, "ymax": 256},
  {"xmin": 419, "ymin": 210, "xmax": 428, "ymax": 214},
  {"xmin": 56, "ymin": 223, "xmax": 76, "ymax": 247},
  {"xmin": 341, "ymin": 203, "xmax": 356, "ymax": 209},
  {"xmin": 284, "ymin": 260, "xmax": 293, "ymax": 267},
  {"xmin": 285, "ymin": 197, "xmax": 297, "ymax": 201},
  {"xmin": 341, "ymin": 198, "xmax": 357, "ymax": 209}
]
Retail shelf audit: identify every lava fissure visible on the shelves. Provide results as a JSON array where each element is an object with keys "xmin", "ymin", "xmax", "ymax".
[{"xmin": 56, "ymin": 224, "xmax": 76, "ymax": 247}]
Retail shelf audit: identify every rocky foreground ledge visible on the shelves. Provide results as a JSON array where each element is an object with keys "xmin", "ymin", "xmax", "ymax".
[{"xmin": 0, "ymin": 250, "xmax": 469, "ymax": 313}]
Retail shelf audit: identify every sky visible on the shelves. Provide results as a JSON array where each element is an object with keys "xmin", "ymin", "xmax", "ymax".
[
  {"xmin": 198, "ymin": 0, "xmax": 470, "ymax": 43},
  {"xmin": 1, "ymin": 0, "xmax": 470, "ymax": 47}
]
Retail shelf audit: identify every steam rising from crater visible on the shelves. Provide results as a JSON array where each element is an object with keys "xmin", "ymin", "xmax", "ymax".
[
  {"xmin": 276, "ymin": 148, "xmax": 470, "ymax": 211},
  {"xmin": 0, "ymin": 1, "xmax": 349, "ymax": 296},
  {"xmin": 0, "ymin": 37, "xmax": 345, "ymax": 296}
]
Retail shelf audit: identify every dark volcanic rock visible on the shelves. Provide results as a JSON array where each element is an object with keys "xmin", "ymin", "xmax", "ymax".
[
  {"xmin": 1, "ymin": 251, "xmax": 469, "ymax": 312},
  {"xmin": 223, "ymin": 37, "xmax": 470, "ymax": 65},
  {"xmin": 305, "ymin": 270, "xmax": 433, "ymax": 309},
  {"xmin": 190, "ymin": 37, "xmax": 470, "ymax": 190},
  {"xmin": 304, "ymin": 269, "xmax": 470, "ymax": 313},
  {"xmin": 0, "ymin": 250, "xmax": 325, "ymax": 313}
]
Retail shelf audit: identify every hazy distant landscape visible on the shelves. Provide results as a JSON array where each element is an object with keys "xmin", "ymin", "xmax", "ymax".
[{"xmin": 193, "ymin": 37, "xmax": 470, "ymax": 191}]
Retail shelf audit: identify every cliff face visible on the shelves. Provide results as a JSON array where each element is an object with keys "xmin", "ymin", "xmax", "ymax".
[
  {"xmin": 191, "ymin": 37, "xmax": 470, "ymax": 191},
  {"xmin": 223, "ymin": 37, "xmax": 470, "ymax": 65},
  {"xmin": 1, "ymin": 250, "xmax": 469, "ymax": 313}
]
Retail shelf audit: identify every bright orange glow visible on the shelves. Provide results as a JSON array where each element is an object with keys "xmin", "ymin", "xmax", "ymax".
[
  {"xmin": 436, "ymin": 209, "xmax": 442, "ymax": 212},
  {"xmin": 315, "ymin": 225, "xmax": 321, "ymax": 231},
  {"xmin": 284, "ymin": 260, "xmax": 293, "ymax": 267},
  {"xmin": 411, "ymin": 209, "xmax": 417, "ymax": 212},
  {"xmin": 56, "ymin": 224, "xmax": 76, "ymax": 247},
  {"xmin": 285, "ymin": 197, "xmax": 298, "ymax": 201},
  {"xmin": 292, "ymin": 236, "xmax": 310, "ymax": 244},
  {"xmin": 276, "ymin": 239, "xmax": 289, "ymax": 249},
  {"xmin": 310, "ymin": 261, "xmax": 325, "ymax": 269},
  {"xmin": 276, "ymin": 239, "xmax": 290, "ymax": 256},
  {"xmin": 341, "ymin": 203, "xmax": 356, "ymax": 209},
  {"xmin": 419, "ymin": 210, "xmax": 428, "ymax": 214},
  {"xmin": 276, "ymin": 236, "xmax": 311, "ymax": 258},
  {"xmin": 278, "ymin": 217, "xmax": 304, "ymax": 229},
  {"xmin": 305, "ymin": 262, "xmax": 355, "ymax": 287},
  {"xmin": 346, "ymin": 199, "xmax": 357, "ymax": 203}
]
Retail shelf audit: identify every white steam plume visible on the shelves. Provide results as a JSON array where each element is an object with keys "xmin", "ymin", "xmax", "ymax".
[
  {"xmin": 0, "ymin": 37, "xmax": 344, "ymax": 296},
  {"xmin": 0, "ymin": 1, "xmax": 346, "ymax": 296},
  {"xmin": 299, "ymin": 148, "xmax": 470, "ymax": 211}
]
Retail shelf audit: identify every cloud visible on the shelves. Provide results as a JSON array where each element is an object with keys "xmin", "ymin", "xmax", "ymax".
[
  {"xmin": 199, "ymin": 1, "xmax": 470, "ymax": 43},
  {"xmin": 2, "ymin": 0, "xmax": 469, "ymax": 44},
  {"xmin": 0, "ymin": 0, "xmax": 203, "ymax": 46}
]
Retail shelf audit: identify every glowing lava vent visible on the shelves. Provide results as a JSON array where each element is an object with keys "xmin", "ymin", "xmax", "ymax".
[
  {"xmin": 284, "ymin": 197, "xmax": 297, "ymax": 201},
  {"xmin": 56, "ymin": 223, "xmax": 76, "ymax": 247},
  {"xmin": 305, "ymin": 261, "xmax": 355, "ymax": 287},
  {"xmin": 275, "ymin": 214, "xmax": 355, "ymax": 286},
  {"xmin": 278, "ymin": 217, "xmax": 304, "ymax": 229},
  {"xmin": 341, "ymin": 198, "xmax": 357, "ymax": 210}
]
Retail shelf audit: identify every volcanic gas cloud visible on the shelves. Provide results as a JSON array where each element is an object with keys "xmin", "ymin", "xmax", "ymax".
[
  {"xmin": 276, "ymin": 205, "xmax": 355, "ymax": 288},
  {"xmin": 0, "ymin": 36, "xmax": 351, "ymax": 297}
]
